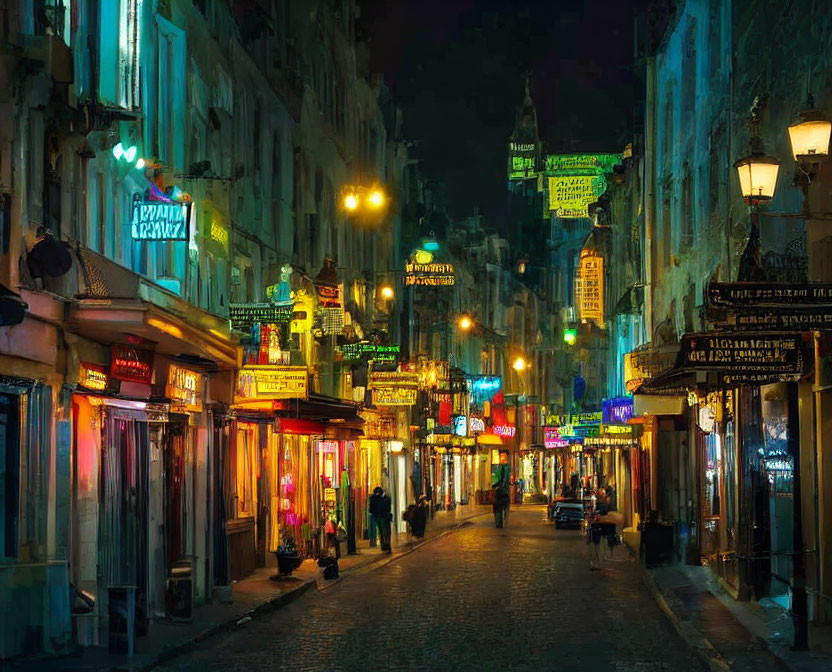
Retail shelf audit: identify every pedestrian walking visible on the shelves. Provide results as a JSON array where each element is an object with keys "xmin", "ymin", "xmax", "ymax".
[{"xmin": 369, "ymin": 486, "xmax": 392, "ymax": 552}]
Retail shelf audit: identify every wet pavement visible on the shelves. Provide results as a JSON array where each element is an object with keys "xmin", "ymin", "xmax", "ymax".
[{"xmin": 154, "ymin": 505, "xmax": 703, "ymax": 672}]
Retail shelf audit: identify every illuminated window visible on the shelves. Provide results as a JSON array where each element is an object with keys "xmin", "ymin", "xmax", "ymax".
[{"xmin": 235, "ymin": 424, "xmax": 256, "ymax": 518}]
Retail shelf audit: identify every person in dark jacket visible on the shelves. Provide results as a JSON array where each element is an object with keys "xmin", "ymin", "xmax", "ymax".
[{"xmin": 369, "ymin": 487, "xmax": 392, "ymax": 552}]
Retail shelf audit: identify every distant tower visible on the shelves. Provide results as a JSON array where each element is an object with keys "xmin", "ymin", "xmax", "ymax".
[{"xmin": 508, "ymin": 75, "xmax": 541, "ymax": 181}]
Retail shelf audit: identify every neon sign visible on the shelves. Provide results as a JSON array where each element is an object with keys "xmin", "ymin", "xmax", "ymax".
[
  {"xmin": 491, "ymin": 425, "xmax": 516, "ymax": 438},
  {"xmin": 404, "ymin": 261, "xmax": 455, "ymax": 287},
  {"xmin": 166, "ymin": 364, "xmax": 203, "ymax": 412},
  {"xmin": 603, "ymin": 397, "xmax": 633, "ymax": 425},
  {"xmin": 544, "ymin": 426, "xmax": 560, "ymax": 448},
  {"xmin": 131, "ymin": 194, "xmax": 190, "ymax": 241},
  {"xmin": 469, "ymin": 417, "xmax": 485, "ymax": 433},
  {"xmin": 79, "ymin": 362, "xmax": 108, "ymax": 391},
  {"xmin": 110, "ymin": 344, "xmax": 153, "ymax": 384}
]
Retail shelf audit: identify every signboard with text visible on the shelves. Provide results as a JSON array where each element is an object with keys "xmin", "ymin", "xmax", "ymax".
[
  {"xmin": 110, "ymin": 345, "xmax": 153, "ymax": 384},
  {"xmin": 79, "ymin": 362, "xmax": 108, "ymax": 391},
  {"xmin": 338, "ymin": 343, "xmax": 400, "ymax": 363},
  {"xmin": 509, "ymin": 141, "xmax": 538, "ymax": 180},
  {"xmin": 679, "ymin": 332, "xmax": 804, "ymax": 385},
  {"xmin": 548, "ymin": 175, "xmax": 606, "ymax": 217},
  {"xmin": 236, "ymin": 365, "xmax": 308, "ymax": 400},
  {"xmin": 404, "ymin": 261, "xmax": 455, "ymax": 287},
  {"xmin": 707, "ymin": 282, "xmax": 832, "ymax": 308},
  {"xmin": 131, "ymin": 194, "xmax": 190, "ymax": 241},
  {"xmin": 229, "ymin": 303, "xmax": 294, "ymax": 331},
  {"xmin": 369, "ymin": 370, "xmax": 419, "ymax": 407}
]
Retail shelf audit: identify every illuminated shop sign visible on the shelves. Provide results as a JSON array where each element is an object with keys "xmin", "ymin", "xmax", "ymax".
[
  {"xmin": 491, "ymin": 425, "xmax": 516, "ymax": 438},
  {"xmin": 166, "ymin": 364, "xmax": 202, "ymax": 412},
  {"xmin": 229, "ymin": 303, "xmax": 294, "ymax": 331},
  {"xmin": 131, "ymin": 194, "xmax": 190, "ymax": 241},
  {"xmin": 372, "ymin": 387, "xmax": 418, "ymax": 406},
  {"xmin": 623, "ymin": 348, "xmax": 679, "ymax": 392},
  {"xmin": 338, "ymin": 343, "xmax": 400, "ymax": 363},
  {"xmin": 236, "ymin": 365, "xmax": 308, "ymax": 400},
  {"xmin": 469, "ymin": 417, "xmax": 485, "ymax": 433},
  {"xmin": 404, "ymin": 261, "xmax": 455, "ymax": 287},
  {"xmin": 544, "ymin": 426, "xmax": 560, "ymax": 448},
  {"xmin": 470, "ymin": 376, "xmax": 501, "ymax": 395},
  {"xmin": 509, "ymin": 141, "xmax": 537, "ymax": 180},
  {"xmin": 601, "ymin": 424, "xmax": 633, "ymax": 436},
  {"xmin": 575, "ymin": 249, "xmax": 604, "ymax": 327},
  {"xmin": 548, "ymin": 175, "xmax": 606, "ymax": 217},
  {"xmin": 210, "ymin": 220, "xmax": 229, "ymax": 248},
  {"xmin": 602, "ymin": 397, "xmax": 633, "ymax": 425},
  {"xmin": 315, "ymin": 284, "xmax": 341, "ymax": 309},
  {"xmin": 79, "ymin": 362, "xmax": 108, "ymax": 391},
  {"xmin": 369, "ymin": 370, "xmax": 419, "ymax": 407},
  {"xmin": 110, "ymin": 344, "xmax": 153, "ymax": 384},
  {"xmin": 453, "ymin": 415, "xmax": 467, "ymax": 436}
]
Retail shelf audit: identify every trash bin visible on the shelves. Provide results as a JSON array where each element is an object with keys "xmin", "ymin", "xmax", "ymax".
[{"xmin": 108, "ymin": 586, "xmax": 136, "ymax": 656}]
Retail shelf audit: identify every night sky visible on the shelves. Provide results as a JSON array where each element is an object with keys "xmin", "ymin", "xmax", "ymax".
[{"xmin": 358, "ymin": 0, "xmax": 642, "ymax": 229}]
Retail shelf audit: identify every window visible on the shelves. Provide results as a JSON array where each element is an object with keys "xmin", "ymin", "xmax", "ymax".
[
  {"xmin": 98, "ymin": 0, "xmax": 142, "ymax": 109},
  {"xmin": 156, "ymin": 16, "xmax": 186, "ymax": 169},
  {"xmin": 235, "ymin": 424, "xmax": 256, "ymax": 518}
]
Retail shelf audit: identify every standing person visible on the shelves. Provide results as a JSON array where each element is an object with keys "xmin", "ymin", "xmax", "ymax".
[{"xmin": 369, "ymin": 487, "xmax": 392, "ymax": 553}]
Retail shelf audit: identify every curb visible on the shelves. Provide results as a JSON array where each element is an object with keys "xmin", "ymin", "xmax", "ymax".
[
  {"xmin": 140, "ymin": 580, "xmax": 316, "ymax": 672},
  {"xmin": 638, "ymin": 564, "xmax": 731, "ymax": 672},
  {"xmin": 146, "ymin": 510, "xmax": 489, "ymax": 669}
]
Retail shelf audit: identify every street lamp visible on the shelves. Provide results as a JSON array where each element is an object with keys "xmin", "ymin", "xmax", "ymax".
[
  {"xmin": 458, "ymin": 315, "xmax": 473, "ymax": 331},
  {"xmin": 734, "ymin": 148, "xmax": 780, "ymax": 205},
  {"xmin": 339, "ymin": 184, "xmax": 389, "ymax": 221},
  {"xmin": 788, "ymin": 94, "xmax": 831, "ymax": 190},
  {"xmin": 379, "ymin": 285, "xmax": 394, "ymax": 300},
  {"xmin": 512, "ymin": 356, "xmax": 527, "ymax": 372}
]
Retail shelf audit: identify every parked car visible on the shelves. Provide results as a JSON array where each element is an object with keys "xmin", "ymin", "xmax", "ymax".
[{"xmin": 554, "ymin": 501, "xmax": 584, "ymax": 529}]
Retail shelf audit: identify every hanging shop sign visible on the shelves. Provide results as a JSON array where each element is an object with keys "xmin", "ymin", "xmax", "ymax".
[
  {"xmin": 371, "ymin": 386, "xmax": 417, "ymax": 406},
  {"xmin": 338, "ymin": 343, "xmax": 400, "ymax": 363},
  {"xmin": 469, "ymin": 375, "xmax": 502, "ymax": 399},
  {"xmin": 548, "ymin": 175, "xmax": 606, "ymax": 218},
  {"xmin": 79, "ymin": 362, "xmax": 108, "ymax": 391},
  {"xmin": 679, "ymin": 332, "xmax": 804, "ymax": 385},
  {"xmin": 509, "ymin": 142, "xmax": 537, "ymax": 180},
  {"xmin": 130, "ymin": 194, "xmax": 191, "ymax": 241},
  {"xmin": 110, "ymin": 344, "xmax": 153, "ymax": 384},
  {"xmin": 236, "ymin": 365, "xmax": 308, "ymax": 400},
  {"xmin": 404, "ymin": 261, "xmax": 455, "ymax": 287},
  {"xmin": 602, "ymin": 397, "xmax": 634, "ymax": 425},
  {"xmin": 210, "ymin": 220, "xmax": 229, "ymax": 249},
  {"xmin": 166, "ymin": 364, "xmax": 203, "ymax": 412},
  {"xmin": 229, "ymin": 303, "xmax": 294, "ymax": 331},
  {"xmin": 570, "ymin": 411, "xmax": 602, "ymax": 423},
  {"xmin": 453, "ymin": 415, "xmax": 468, "ymax": 436},
  {"xmin": 721, "ymin": 310, "xmax": 832, "ymax": 332},
  {"xmin": 575, "ymin": 249, "xmax": 604, "ymax": 327}
]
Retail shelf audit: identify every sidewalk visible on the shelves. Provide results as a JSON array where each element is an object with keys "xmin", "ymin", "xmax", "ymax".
[
  {"xmin": 641, "ymin": 563, "xmax": 832, "ymax": 672},
  {"xmin": 8, "ymin": 504, "xmax": 490, "ymax": 672}
]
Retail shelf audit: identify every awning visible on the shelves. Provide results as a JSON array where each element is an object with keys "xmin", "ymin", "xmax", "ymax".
[
  {"xmin": 276, "ymin": 417, "xmax": 326, "ymax": 435},
  {"xmin": 477, "ymin": 433, "xmax": 502, "ymax": 446}
]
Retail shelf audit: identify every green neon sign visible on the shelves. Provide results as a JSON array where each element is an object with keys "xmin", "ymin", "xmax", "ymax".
[{"xmin": 545, "ymin": 153, "xmax": 621, "ymax": 175}]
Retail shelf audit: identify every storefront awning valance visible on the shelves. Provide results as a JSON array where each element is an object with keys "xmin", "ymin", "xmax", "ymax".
[{"xmin": 276, "ymin": 417, "xmax": 326, "ymax": 435}]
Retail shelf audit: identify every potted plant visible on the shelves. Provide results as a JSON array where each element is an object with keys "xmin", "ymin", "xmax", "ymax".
[{"xmin": 274, "ymin": 532, "xmax": 302, "ymax": 577}]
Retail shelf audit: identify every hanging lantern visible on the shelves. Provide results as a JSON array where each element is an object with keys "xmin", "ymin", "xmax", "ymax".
[
  {"xmin": 734, "ymin": 151, "xmax": 780, "ymax": 204},
  {"xmin": 787, "ymin": 98, "xmax": 832, "ymax": 161}
]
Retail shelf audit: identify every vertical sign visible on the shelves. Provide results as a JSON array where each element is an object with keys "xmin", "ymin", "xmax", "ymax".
[{"xmin": 575, "ymin": 249, "xmax": 604, "ymax": 327}]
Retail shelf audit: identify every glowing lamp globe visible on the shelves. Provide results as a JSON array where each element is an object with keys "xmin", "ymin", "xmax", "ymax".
[
  {"xmin": 344, "ymin": 193, "xmax": 359, "ymax": 211},
  {"xmin": 380, "ymin": 285, "xmax": 394, "ymax": 300},
  {"xmin": 734, "ymin": 152, "xmax": 780, "ymax": 204},
  {"xmin": 367, "ymin": 190, "xmax": 385, "ymax": 208},
  {"xmin": 788, "ymin": 107, "xmax": 831, "ymax": 161},
  {"xmin": 458, "ymin": 316, "xmax": 472, "ymax": 331},
  {"xmin": 512, "ymin": 356, "xmax": 527, "ymax": 372}
]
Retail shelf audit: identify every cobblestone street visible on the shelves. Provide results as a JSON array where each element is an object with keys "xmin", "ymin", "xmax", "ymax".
[{"xmin": 156, "ymin": 506, "xmax": 702, "ymax": 672}]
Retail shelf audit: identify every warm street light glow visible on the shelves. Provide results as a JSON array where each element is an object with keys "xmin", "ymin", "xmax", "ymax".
[
  {"xmin": 380, "ymin": 285, "xmax": 394, "ymax": 300},
  {"xmin": 459, "ymin": 315, "xmax": 473, "ymax": 331},
  {"xmin": 735, "ymin": 152, "xmax": 780, "ymax": 203},
  {"xmin": 344, "ymin": 193, "xmax": 359, "ymax": 211},
  {"xmin": 368, "ymin": 190, "xmax": 385, "ymax": 208},
  {"xmin": 512, "ymin": 356, "xmax": 527, "ymax": 372},
  {"xmin": 788, "ymin": 98, "xmax": 832, "ymax": 161}
]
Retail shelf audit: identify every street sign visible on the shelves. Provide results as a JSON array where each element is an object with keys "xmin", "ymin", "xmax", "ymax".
[{"xmin": 707, "ymin": 282, "xmax": 832, "ymax": 308}]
